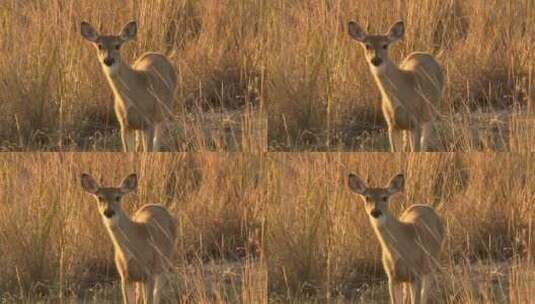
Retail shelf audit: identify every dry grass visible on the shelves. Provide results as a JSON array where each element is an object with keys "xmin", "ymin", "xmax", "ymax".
[
  {"xmin": 0, "ymin": 0, "xmax": 533, "ymax": 303},
  {"xmin": 264, "ymin": 153, "xmax": 534, "ymax": 302},
  {"xmin": 2, "ymin": 0, "xmax": 533, "ymax": 153},
  {"xmin": 0, "ymin": 153, "xmax": 533, "ymax": 303},
  {"xmin": 0, "ymin": 153, "xmax": 267, "ymax": 303},
  {"xmin": 0, "ymin": 0, "xmax": 266, "ymax": 152},
  {"xmin": 266, "ymin": 0, "xmax": 534, "ymax": 151}
]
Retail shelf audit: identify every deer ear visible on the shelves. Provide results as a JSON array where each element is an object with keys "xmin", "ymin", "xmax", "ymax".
[
  {"xmin": 80, "ymin": 21, "xmax": 98, "ymax": 42},
  {"xmin": 348, "ymin": 174, "xmax": 367, "ymax": 194},
  {"xmin": 386, "ymin": 21, "xmax": 404, "ymax": 42},
  {"xmin": 119, "ymin": 21, "xmax": 137, "ymax": 41},
  {"xmin": 387, "ymin": 174, "xmax": 404, "ymax": 194},
  {"xmin": 119, "ymin": 174, "xmax": 138, "ymax": 193},
  {"xmin": 348, "ymin": 21, "xmax": 367, "ymax": 42},
  {"xmin": 81, "ymin": 173, "xmax": 99, "ymax": 194}
]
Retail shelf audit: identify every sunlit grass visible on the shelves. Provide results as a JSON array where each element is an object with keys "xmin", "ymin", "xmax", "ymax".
[
  {"xmin": 266, "ymin": 0, "xmax": 533, "ymax": 151},
  {"xmin": 0, "ymin": 0, "xmax": 266, "ymax": 152},
  {"xmin": 264, "ymin": 153, "xmax": 533, "ymax": 302},
  {"xmin": 1, "ymin": 153, "xmax": 532, "ymax": 302}
]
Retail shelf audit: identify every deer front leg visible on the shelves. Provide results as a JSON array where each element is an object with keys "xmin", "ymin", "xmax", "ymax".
[
  {"xmin": 121, "ymin": 279, "xmax": 136, "ymax": 304},
  {"xmin": 388, "ymin": 279, "xmax": 404, "ymax": 304},
  {"xmin": 420, "ymin": 122, "xmax": 434, "ymax": 151},
  {"xmin": 420, "ymin": 275, "xmax": 430, "ymax": 304},
  {"xmin": 121, "ymin": 127, "xmax": 136, "ymax": 152},
  {"xmin": 153, "ymin": 123, "xmax": 164, "ymax": 152},
  {"xmin": 403, "ymin": 131, "xmax": 410, "ymax": 152},
  {"xmin": 409, "ymin": 279, "xmax": 422, "ymax": 304},
  {"xmin": 409, "ymin": 127, "xmax": 422, "ymax": 152},
  {"xmin": 135, "ymin": 131, "xmax": 143, "ymax": 152},
  {"xmin": 153, "ymin": 274, "xmax": 167, "ymax": 304},
  {"xmin": 142, "ymin": 126, "xmax": 155, "ymax": 152},
  {"xmin": 136, "ymin": 282, "xmax": 142, "ymax": 304},
  {"xmin": 141, "ymin": 278, "xmax": 155, "ymax": 304},
  {"xmin": 403, "ymin": 282, "xmax": 410, "ymax": 304},
  {"xmin": 388, "ymin": 128, "xmax": 404, "ymax": 152}
]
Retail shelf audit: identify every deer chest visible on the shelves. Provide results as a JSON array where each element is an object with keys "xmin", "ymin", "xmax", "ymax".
[
  {"xmin": 115, "ymin": 251, "xmax": 151, "ymax": 282},
  {"xmin": 381, "ymin": 102, "xmax": 419, "ymax": 130},
  {"xmin": 114, "ymin": 101, "xmax": 153, "ymax": 130},
  {"xmin": 382, "ymin": 251, "xmax": 418, "ymax": 282}
]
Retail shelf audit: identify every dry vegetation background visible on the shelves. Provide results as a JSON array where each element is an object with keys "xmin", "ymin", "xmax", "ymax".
[
  {"xmin": 0, "ymin": 153, "xmax": 267, "ymax": 303},
  {"xmin": 0, "ymin": 0, "xmax": 533, "ymax": 303},
  {"xmin": 264, "ymin": 153, "xmax": 534, "ymax": 302},
  {"xmin": 266, "ymin": 0, "xmax": 534, "ymax": 151},
  {"xmin": 0, "ymin": 0, "xmax": 533, "ymax": 152},
  {"xmin": 0, "ymin": 153, "xmax": 533, "ymax": 303},
  {"xmin": 0, "ymin": 0, "xmax": 266, "ymax": 152}
]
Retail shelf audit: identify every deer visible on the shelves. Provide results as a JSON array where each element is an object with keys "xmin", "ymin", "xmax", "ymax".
[
  {"xmin": 347, "ymin": 21, "xmax": 444, "ymax": 152},
  {"xmin": 347, "ymin": 173, "xmax": 444, "ymax": 304},
  {"xmin": 81, "ymin": 173, "xmax": 176, "ymax": 304},
  {"xmin": 80, "ymin": 21, "xmax": 177, "ymax": 152}
]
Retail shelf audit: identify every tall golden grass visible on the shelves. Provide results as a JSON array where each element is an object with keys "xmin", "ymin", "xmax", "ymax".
[
  {"xmin": 0, "ymin": 153, "xmax": 267, "ymax": 302},
  {"xmin": 0, "ymin": 153, "xmax": 533, "ymax": 302},
  {"xmin": 1, "ymin": 0, "xmax": 532, "ymax": 152},
  {"xmin": 264, "ymin": 153, "xmax": 534, "ymax": 302},
  {"xmin": 0, "ymin": 0, "xmax": 266, "ymax": 151},
  {"xmin": 266, "ymin": 0, "xmax": 534, "ymax": 151}
]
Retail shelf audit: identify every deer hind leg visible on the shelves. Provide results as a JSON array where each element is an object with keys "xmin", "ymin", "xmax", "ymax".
[
  {"xmin": 388, "ymin": 279, "xmax": 404, "ymax": 304},
  {"xmin": 421, "ymin": 122, "xmax": 434, "ymax": 151},
  {"xmin": 402, "ymin": 283, "xmax": 410, "ymax": 304},
  {"xmin": 135, "ymin": 282, "xmax": 142, "ymax": 304},
  {"xmin": 153, "ymin": 123, "xmax": 163, "ymax": 152},
  {"xmin": 142, "ymin": 127, "xmax": 155, "ymax": 152},
  {"xmin": 420, "ymin": 275, "xmax": 430, "ymax": 304},
  {"xmin": 135, "ymin": 131, "xmax": 143, "ymax": 152},
  {"xmin": 409, "ymin": 127, "xmax": 422, "ymax": 152},
  {"xmin": 388, "ymin": 128, "xmax": 404, "ymax": 152},
  {"xmin": 153, "ymin": 274, "xmax": 167, "ymax": 304},
  {"xmin": 141, "ymin": 278, "xmax": 155, "ymax": 304},
  {"xmin": 409, "ymin": 279, "xmax": 422, "ymax": 304},
  {"xmin": 121, "ymin": 128, "xmax": 136, "ymax": 152},
  {"xmin": 403, "ymin": 131, "xmax": 411, "ymax": 152}
]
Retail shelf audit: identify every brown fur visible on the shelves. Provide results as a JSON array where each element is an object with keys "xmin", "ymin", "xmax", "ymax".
[
  {"xmin": 81, "ymin": 174, "xmax": 176, "ymax": 304},
  {"xmin": 348, "ymin": 173, "xmax": 444, "ymax": 304},
  {"xmin": 348, "ymin": 21, "xmax": 444, "ymax": 151},
  {"xmin": 81, "ymin": 21, "xmax": 176, "ymax": 152}
]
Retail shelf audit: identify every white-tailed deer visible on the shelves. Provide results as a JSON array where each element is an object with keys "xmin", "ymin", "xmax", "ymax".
[
  {"xmin": 81, "ymin": 173, "xmax": 176, "ymax": 304},
  {"xmin": 348, "ymin": 21, "xmax": 444, "ymax": 151},
  {"xmin": 80, "ymin": 21, "xmax": 176, "ymax": 152},
  {"xmin": 347, "ymin": 173, "xmax": 444, "ymax": 304}
]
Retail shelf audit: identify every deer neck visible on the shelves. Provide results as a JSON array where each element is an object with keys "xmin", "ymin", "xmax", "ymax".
[
  {"xmin": 103, "ymin": 209, "xmax": 140, "ymax": 256},
  {"xmin": 370, "ymin": 211, "xmax": 405, "ymax": 258},
  {"xmin": 103, "ymin": 61, "xmax": 142, "ymax": 108},
  {"xmin": 370, "ymin": 59, "xmax": 405, "ymax": 108}
]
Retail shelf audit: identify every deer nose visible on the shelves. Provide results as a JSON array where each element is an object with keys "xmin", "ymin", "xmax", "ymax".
[
  {"xmin": 103, "ymin": 57, "xmax": 115, "ymax": 66},
  {"xmin": 103, "ymin": 209, "xmax": 115, "ymax": 218},
  {"xmin": 371, "ymin": 57, "xmax": 383, "ymax": 66},
  {"xmin": 370, "ymin": 209, "xmax": 382, "ymax": 218}
]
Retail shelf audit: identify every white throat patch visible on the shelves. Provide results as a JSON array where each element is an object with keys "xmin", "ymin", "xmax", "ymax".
[
  {"xmin": 370, "ymin": 63, "xmax": 387, "ymax": 74},
  {"xmin": 102, "ymin": 214, "xmax": 119, "ymax": 226},
  {"xmin": 370, "ymin": 214, "xmax": 386, "ymax": 226},
  {"xmin": 102, "ymin": 63, "xmax": 119, "ymax": 76}
]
